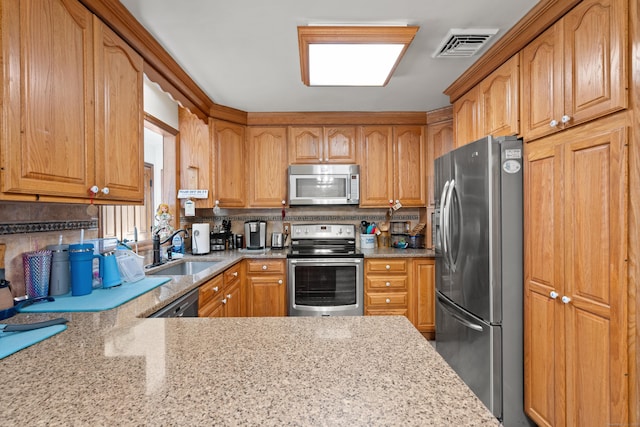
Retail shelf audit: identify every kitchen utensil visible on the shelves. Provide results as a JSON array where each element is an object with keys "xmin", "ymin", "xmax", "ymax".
[
  {"xmin": 0, "ymin": 317, "xmax": 68, "ymax": 333},
  {"xmin": 22, "ymin": 250, "xmax": 53, "ymax": 299},
  {"xmin": 69, "ymin": 243, "xmax": 98, "ymax": 296},
  {"xmin": 47, "ymin": 244, "xmax": 70, "ymax": 296}
]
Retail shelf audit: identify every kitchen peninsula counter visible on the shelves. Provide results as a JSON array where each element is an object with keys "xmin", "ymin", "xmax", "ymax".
[{"xmin": 1, "ymin": 313, "xmax": 497, "ymax": 426}]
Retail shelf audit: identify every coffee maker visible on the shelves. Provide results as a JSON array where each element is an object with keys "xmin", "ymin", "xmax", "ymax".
[{"xmin": 244, "ymin": 220, "xmax": 266, "ymax": 249}]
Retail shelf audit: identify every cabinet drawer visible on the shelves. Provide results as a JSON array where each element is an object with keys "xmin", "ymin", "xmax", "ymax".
[
  {"xmin": 365, "ymin": 259, "xmax": 407, "ymax": 273},
  {"xmin": 198, "ymin": 297, "xmax": 224, "ymax": 317},
  {"xmin": 224, "ymin": 264, "xmax": 242, "ymax": 285},
  {"xmin": 365, "ymin": 308, "xmax": 408, "ymax": 317},
  {"xmin": 246, "ymin": 259, "xmax": 285, "ymax": 274},
  {"xmin": 366, "ymin": 292, "xmax": 408, "ymax": 307},
  {"xmin": 365, "ymin": 277, "xmax": 408, "ymax": 291},
  {"xmin": 199, "ymin": 275, "xmax": 223, "ymax": 305}
]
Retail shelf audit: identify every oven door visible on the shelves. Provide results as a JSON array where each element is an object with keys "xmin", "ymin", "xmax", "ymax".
[{"xmin": 287, "ymin": 258, "xmax": 363, "ymax": 316}]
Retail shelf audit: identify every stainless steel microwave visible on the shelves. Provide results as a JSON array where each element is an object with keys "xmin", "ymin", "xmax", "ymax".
[{"xmin": 288, "ymin": 164, "xmax": 360, "ymax": 205}]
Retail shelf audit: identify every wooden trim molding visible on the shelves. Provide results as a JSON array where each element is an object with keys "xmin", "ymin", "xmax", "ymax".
[
  {"xmin": 426, "ymin": 106, "xmax": 453, "ymax": 124},
  {"xmin": 79, "ymin": 0, "xmax": 213, "ymax": 120},
  {"xmin": 247, "ymin": 111, "xmax": 427, "ymax": 126},
  {"xmin": 444, "ymin": 0, "xmax": 581, "ymax": 103}
]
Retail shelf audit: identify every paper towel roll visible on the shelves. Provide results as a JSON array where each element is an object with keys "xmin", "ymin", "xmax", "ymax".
[{"xmin": 191, "ymin": 223, "xmax": 210, "ymax": 254}]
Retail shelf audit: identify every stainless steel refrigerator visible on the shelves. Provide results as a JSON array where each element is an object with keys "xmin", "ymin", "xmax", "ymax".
[{"xmin": 434, "ymin": 135, "xmax": 532, "ymax": 426}]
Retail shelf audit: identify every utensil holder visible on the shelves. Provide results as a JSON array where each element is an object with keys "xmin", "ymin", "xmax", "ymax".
[{"xmin": 360, "ymin": 234, "xmax": 376, "ymax": 249}]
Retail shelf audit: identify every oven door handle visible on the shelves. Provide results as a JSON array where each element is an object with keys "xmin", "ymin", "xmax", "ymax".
[{"xmin": 288, "ymin": 258, "xmax": 362, "ymax": 265}]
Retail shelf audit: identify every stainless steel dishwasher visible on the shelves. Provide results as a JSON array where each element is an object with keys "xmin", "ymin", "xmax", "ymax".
[{"xmin": 149, "ymin": 288, "xmax": 199, "ymax": 318}]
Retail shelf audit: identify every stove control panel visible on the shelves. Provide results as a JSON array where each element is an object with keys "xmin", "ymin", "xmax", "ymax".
[{"xmin": 291, "ymin": 224, "xmax": 355, "ymax": 239}]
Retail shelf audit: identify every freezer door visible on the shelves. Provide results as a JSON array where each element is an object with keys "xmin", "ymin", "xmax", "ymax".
[{"xmin": 436, "ymin": 291, "xmax": 502, "ymax": 420}]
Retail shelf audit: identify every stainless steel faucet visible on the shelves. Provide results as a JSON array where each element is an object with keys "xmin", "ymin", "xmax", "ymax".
[{"xmin": 150, "ymin": 229, "xmax": 189, "ymax": 267}]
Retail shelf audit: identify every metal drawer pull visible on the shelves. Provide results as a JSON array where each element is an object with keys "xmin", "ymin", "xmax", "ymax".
[
  {"xmin": 385, "ymin": 298, "xmax": 391, "ymax": 304},
  {"xmin": 385, "ymin": 282, "xmax": 391, "ymax": 287},
  {"xmin": 262, "ymin": 265, "xmax": 267, "ymax": 270},
  {"xmin": 385, "ymin": 265, "xmax": 390, "ymax": 270}
]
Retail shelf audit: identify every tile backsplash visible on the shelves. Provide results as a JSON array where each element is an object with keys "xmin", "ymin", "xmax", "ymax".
[{"xmin": 0, "ymin": 202, "xmax": 98, "ymax": 297}]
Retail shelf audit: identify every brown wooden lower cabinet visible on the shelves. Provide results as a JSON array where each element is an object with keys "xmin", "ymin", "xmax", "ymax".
[
  {"xmin": 413, "ymin": 259, "xmax": 435, "ymax": 339},
  {"xmin": 364, "ymin": 257, "xmax": 435, "ymax": 339},
  {"xmin": 198, "ymin": 262, "xmax": 244, "ymax": 317},
  {"xmin": 245, "ymin": 259, "xmax": 287, "ymax": 317}
]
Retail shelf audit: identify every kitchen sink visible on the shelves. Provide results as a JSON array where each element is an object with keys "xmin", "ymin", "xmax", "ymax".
[{"xmin": 147, "ymin": 261, "xmax": 220, "ymax": 276}]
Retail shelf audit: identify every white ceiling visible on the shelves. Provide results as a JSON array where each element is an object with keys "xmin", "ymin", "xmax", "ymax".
[{"xmin": 120, "ymin": 0, "xmax": 537, "ymax": 113}]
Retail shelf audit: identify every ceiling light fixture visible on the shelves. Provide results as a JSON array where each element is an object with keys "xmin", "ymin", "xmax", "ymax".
[{"xmin": 298, "ymin": 26, "xmax": 419, "ymax": 87}]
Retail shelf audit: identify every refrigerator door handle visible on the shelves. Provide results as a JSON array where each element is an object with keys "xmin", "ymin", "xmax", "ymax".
[
  {"xmin": 443, "ymin": 179, "xmax": 456, "ymax": 270},
  {"xmin": 437, "ymin": 293, "xmax": 484, "ymax": 332},
  {"xmin": 439, "ymin": 180, "xmax": 451, "ymax": 257}
]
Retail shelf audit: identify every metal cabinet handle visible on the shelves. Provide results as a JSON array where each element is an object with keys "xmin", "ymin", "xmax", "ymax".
[
  {"xmin": 101, "ymin": 187, "xmax": 110, "ymax": 195},
  {"xmin": 385, "ymin": 298, "xmax": 391, "ymax": 304},
  {"xmin": 550, "ymin": 119, "xmax": 558, "ymax": 127},
  {"xmin": 232, "ymin": 271, "xmax": 238, "ymax": 277},
  {"xmin": 262, "ymin": 265, "xmax": 267, "ymax": 270},
  {"xmin": 227, "ymin": 294, "xmax": 232, "ymax": 299},
  {"xmin": 385, "ymin": 265, "xmax": 390, "ymax": 270},
  {"xmin": 561, "ymin": 115, "xmax": 571, "ymax": 124},
  {"xmin": 549, "ymin": 291, "xmax": 559, "ymax": 299},
  {"xmin": 385, "ymin": 282, "xmax": 391, "ymax": 287},
  {"xmin": 90, "ymin": 185, "xmax": 99, "ymax": 194},
  {"xmin": 561, "ymin": 296, "xmax": 571, "ymax": 304},
  {"xmin": 278, "ymin": 279, "xmax": 283, "ymax": 285},
  {"xmin": 222, "ymin": 298, "xmax": 227, "ymax": 304}
]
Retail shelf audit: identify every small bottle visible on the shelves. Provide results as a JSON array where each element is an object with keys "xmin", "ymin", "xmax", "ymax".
[{"xmin": 172, "ymin": 234, "xmax": 184, "ymax": 254}]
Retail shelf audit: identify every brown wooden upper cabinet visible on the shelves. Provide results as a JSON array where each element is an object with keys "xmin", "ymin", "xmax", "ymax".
[
  {"xmin": 211, "ymin": 119, "xmax": 246, "ymax": 207},
  {"xmin": 426, "ymin": 109, "xmax": 453, "ymax": 207},
  {"xmin": 521, "ymin": 0, "xmax": 627, "ymax": 141},
  {"xmin": 1, "ymin": 0, "xmax": 144, "ymax": 203},
  {"xmin": 359, "ymin": 125, "xmax": 426, "ymax": 208},
  {"xmin": 288, "ymin": 126, "xmax": 357, "ymax": 164},
  {"xmin": 179, "ymin": 107, "xmax": 213, "ymax": 208},
  {"xmin": 453, "ymin": 54, "xmax": 520, "ymax": 148},
  {"xmin": 247, "ymin": 126, "xmax": 288, "ymax": 208}
]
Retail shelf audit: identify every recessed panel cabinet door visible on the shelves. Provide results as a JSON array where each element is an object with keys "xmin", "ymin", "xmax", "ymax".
[
  {"xmin": 247, "ymin": 127, "xmax": 288, "ymax": 207},
  {"xmin": 358, "ymin": 126, "xmax": 393, "ymax": 207},
  {"xmin": 94, "ymin": 17, "xmax": 144, "ymax": 202},
  {"xmin": 394, "ymin": 125, "xmax": 426, "ymax": 207},
  {"xmin": 179, "ymin": 108, "xmax": 212, "ymax": 208},
  {"xmin": 213, "ymin": 120, "xmax": 246, "ymax": 207},
  {"xmin": 2, "ymin": 0, "xmax": 95, "ymax": 197}
]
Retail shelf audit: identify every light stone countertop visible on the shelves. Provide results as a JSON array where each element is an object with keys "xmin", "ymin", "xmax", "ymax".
[{"xmin": 0, "ymin": 248, "xmax": 500, "ymax": 426}]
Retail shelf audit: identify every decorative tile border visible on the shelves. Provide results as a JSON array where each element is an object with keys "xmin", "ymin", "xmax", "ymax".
[
  {"xmin": 0, "ymin": 220, "xmax": 98, "ymax": 235},
  {"xmin": 181, "ymin": 214, "xmax": 419, "ymax": 224}
]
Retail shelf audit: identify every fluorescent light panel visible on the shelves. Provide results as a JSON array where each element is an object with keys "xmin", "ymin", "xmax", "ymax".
[
  {"xmin": 298, "ymin": 26, "xmax": 419, "ymax": 87},
  {"xmin": 309, "ymin": 44, "xmax": 405, "ymax": 86}
]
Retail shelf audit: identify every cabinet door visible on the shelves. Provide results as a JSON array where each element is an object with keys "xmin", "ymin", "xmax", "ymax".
[
  {"xmin": 479, "ymin": 54, "xmax": 520, "ymax": 137},
  {"xmin": 2, "ymin": 0, "xmax": 95, "ymax": 197},
  {"xmin": 246, "ymin": 275, "xmax": 286, "ymax": 317},
  {"xmin": 358, "ymin": 126, "xmax": 393, "ymax": 207},
  {"xmin": 324, "ymin": 126, "xmax": 357, "ymax": 163},
  {"xmin": 179, "ymin": 107, "xmax": 212, "ymax": 207},
  {"xmin": 563, "ymin": 0, "xmax": 627, "ymax": 126},
  {"xmin": 426, "ymin": 119, "xmax": 453, "ymax": 206},
  {"xmin": 453, "ymin": 86, "xmax": 480, "ymax": 147},
  {"xmin": 521, "ymin": 22, "xmax": 564, "ymax": 141},
  {"xmin": 394, "ymin": 126, "xmax": 426, "ymax": 207},
  {"xmin": 523, "ymin": 140, "xmax": 562, "ymax": 427},
  {"xmin": 223, "ymin": 280, "xmax": 243, "ymax": 317},
  {"xmin": 562, "ymin": 126, "xmax": 627, "ymax": 427},
  {"xmin": 247, "ymin": 127, "xmax": 288, "ymax": 207},
  {"xmin": 213, "ymin": 120, "xmax": 246, "ymax": 207},
  {"xmin": 94, "ymin": 17, "xmax": 144, "ymax": 202},
  {"xmin": 413, "ymin": 259, "xmax": 435, "ymax": 335},
  {"xmin": 288, "ymin": 127, "xmax": 323, "ymax": 164}
]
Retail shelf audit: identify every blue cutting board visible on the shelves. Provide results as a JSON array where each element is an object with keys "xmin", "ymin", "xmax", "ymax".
[
  {"xmin": 19, "ymin": 277, "xmax": 171, "ymax": 313},
  {"xmin": 0, "ymin": 324, "xmax": 67, "ymax": 359}
]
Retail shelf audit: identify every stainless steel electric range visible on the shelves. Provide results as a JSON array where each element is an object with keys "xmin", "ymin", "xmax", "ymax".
[{"xmin": 287, "ymin": 224, "xmax": 364, "ymax": 316}]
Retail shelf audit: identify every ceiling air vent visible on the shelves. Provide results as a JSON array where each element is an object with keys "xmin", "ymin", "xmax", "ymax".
[{"xmin": 433, "ymin": 29, "xmax": 499, "ymax": 58}]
